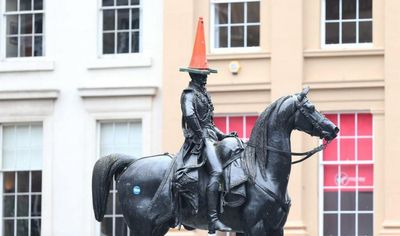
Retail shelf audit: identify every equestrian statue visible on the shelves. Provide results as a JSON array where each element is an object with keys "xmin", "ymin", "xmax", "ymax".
[{"xmin": 92, "ymin": 17, "xmax": 339, "ymax": 236}]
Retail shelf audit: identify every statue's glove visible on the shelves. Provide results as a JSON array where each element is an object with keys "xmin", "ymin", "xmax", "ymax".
[{"xmin": 221, "ymin": 131, "xmax": 238, "ymax": 139}]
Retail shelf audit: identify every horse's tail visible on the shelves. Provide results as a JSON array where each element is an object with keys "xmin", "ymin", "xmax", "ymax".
[{"xmin": 92, "ymin": 154, "xmax": 134, "ymax": 221}]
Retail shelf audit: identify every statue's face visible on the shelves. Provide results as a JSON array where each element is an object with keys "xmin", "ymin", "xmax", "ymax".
[{"xmin": 190, "ymin": 73, "xmax": 208, "ymax": 86}]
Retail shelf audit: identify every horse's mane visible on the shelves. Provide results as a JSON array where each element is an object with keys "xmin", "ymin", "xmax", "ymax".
[{"xmin": 243, "ymin": 96, "xmax": 291, "ymax": 182}]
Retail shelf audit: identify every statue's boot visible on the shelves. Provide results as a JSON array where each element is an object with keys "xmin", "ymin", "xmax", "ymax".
[{"xmin": 207, "ymin": 177, "xmax": 232, "ymax": 234}]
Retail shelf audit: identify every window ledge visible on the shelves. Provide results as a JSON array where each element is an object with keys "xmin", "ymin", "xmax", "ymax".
[
  {"xmin": 0, "ymin": 60, "xmax": 55, "ymax": 73},
  {"xmin": 207, "ymin": 52, "xmax": 271, "ymax": 61},
  {"xmin": 0, "ymin": 89, "xmax": 59, "ymax": 100},
  {"xmin": 303, "ymin": 48, "xmax": 384, "ymax": 58},
  {"xmin": 87, "ymin": 56, "xmax": 152, "ymax": 70},
  {"xmin": 78, "ymin": 86, "xmax": 158, "ymax": 98}
]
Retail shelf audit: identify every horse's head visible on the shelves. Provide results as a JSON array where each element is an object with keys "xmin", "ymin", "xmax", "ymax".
[{"xmin": 292, "ymin": 87, "xmax": 339, "ymax": 141}]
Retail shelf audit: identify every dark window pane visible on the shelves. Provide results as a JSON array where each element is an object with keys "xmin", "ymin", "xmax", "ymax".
[
  {"xmin": 4, "ymin": 172, "xmax": 15, "ymax": 193},
  {"xmin": 215, "ymin": 3, "xmax": 228, "ymax": 24},
  {"xmin": 131, "ymin": 8, "xmax": 140, "ymax": 29},
  {"xmin": 341, "ymin": 191, "xmax": 355, "ymax": 210},
  {"xmin": 117, "ymin": 0, "xmax": 128, "ymax": 5},
  {"xmin": 326, "ymin": 0, "xmax": 339, "ymax": 20},
  {"xmin": 359, "ymin": 21, "xmax": 372, "ymax": 43},
  {"xmin": 115, "ymin": 217, "xmax": 128, "ymax": 236},
  {"xmin": 3, "ymin": 195, "xmax": 15, "ymax": 217},
  {"xmin": 34, "ymin": 36, "xmax": 42, "ymax": 56},
  {"xmin": 6, "ymin": 37, "xmax": 18, "ymax": 57},
  {"xmin": 130, "ymin": 0, "xmax": 139, "ymax": 5},
  {"xmin": 17, "ymin": 195, "xmax": 29, "ymax": 216},
  {"xmin": 215, "ymin": 26, "xmax": 227, "ymax": 48},
  {"xmin": 6, "ymin": 15, "xmax": 19, "ymax": 35},
  {"xmin": 324, "ymin": 191, "xmax": 338, "ymax": 211},
  {"xmin": 247, "ymin": 25, "xmax": 259, "ymax": 47},
  {"xmin": 34, "ymin": 14, "xmax": 43, "ymax": 33},
  {"xmin": 342, "ymin": 22, "xmax": 356, "ymax": 43},
  {"xmin": 103, "ymin": 33, "xmax": 115, "ymax": 54},
  {"xmin": 34, "ymin": 0, "xmax": 43, "ymax": 10},
  {"xmin": 359, "ymin": 214, "xmax": 373, "ymax": 236},
  {"xmin": 326, "ymin": 22, "xmax": 339, "ymax": 44},
  {"xmin": 117, "ymin": 32, "xmax": 129, "ymax": 53},
  {"xmin": 342, "ymin": 0, "xmax": 356, "ymax": 19},
  {"xmin": 359, "ymin": 191, "xmax": 373, "ymax": 210},
  {"xmin": 20, "ymin": 0, "xmax": 32, "ymax": 10},
  {"xmin": 131, "ymin": 31, "xmax": 139, "ymax": 52},
  {"xmin": 360, "ymin": 0, "xmax": 372, "ymax": 18},
  {"xmin": 21, "ymin": 14, "xmax": 33, "ymax": 34},
  {"xmin": 103, "ymin": 10, "xmax": 115, "ymax": 31},
  {"xmin": 102, "ymin": 0, "xmax": 113, "ymax": 6},
  {"xmin": 105, "ymin": 193, "xmax": 113, "ymax": 215},
  {"xmin": 6, "ymin": 0, "xmax": 17, "ymax": 11},
  {"xmin": 31, "ymin": 219, "xmax": 41, "ymax": 236},
  {"xmin": 116, "ymin": 194, "xmax": 122, "ymax": 214},
  {"xmin": 231, "ymin": 26, "xmax": 244, "ymax": 47},
  {"xmin": 3, "ymin": 220, "xmax": 14, "ymax": 236},
  {"xmin": 117, "ymin": 9, "xmax": 129, "ymax": 30},
  {"xmin": 247, "ymin": 2, "xmax": 260, "ymax": 23},
  {"xmin": 340, "ymin": 214, "xmax": 355, "ymax": 236},
  {"xmin": 18, "ymin": 172, "xmax": 29, "ymax": 192},
  {"xmin": 324, "ymin": 214, "xmax": 338, "ymax": 235},
  {"xmin": 31, "ymin": 194, "xmax": 42, "ymax": 216},
  {"xmin": 31, "ymin": 171, "xmax": 42, "ymax": 192},
  {"xmin": 20, "ymin": 36, "xmax": 32, "ymax": 57},
  {"xmin": 101, "ymin": 217, "xmax": 113, "ymax": 236},
  {"xmin": 17, "ymin": 219, "xmax": 28, "ymax": 236},
  {"xmin": 231, "ymin": 3, "xmax": 244, "ymax": 23}
]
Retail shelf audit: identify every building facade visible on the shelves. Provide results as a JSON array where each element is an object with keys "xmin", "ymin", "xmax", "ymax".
[
  {"xmin": 0, "ymin": 0, "xmax": 163, "ymax": 236},
  {"xmin": 163, "ymin": 0, "xmax": 400, "ymax": 235}
]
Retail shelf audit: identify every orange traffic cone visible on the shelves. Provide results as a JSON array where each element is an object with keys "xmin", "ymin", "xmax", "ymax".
[{"xmin": 180, "ymin": 17, "xmax": 217, "ymax": 74}]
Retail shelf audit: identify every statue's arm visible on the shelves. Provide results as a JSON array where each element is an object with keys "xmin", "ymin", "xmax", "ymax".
[{"xmin": 181, "ymin": 91, "xmax": 203, "ymax": 141}]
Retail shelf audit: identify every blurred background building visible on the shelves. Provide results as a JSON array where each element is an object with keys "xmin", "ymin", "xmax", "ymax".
[{"xmin": 0, "ymin": 0, "xmax": 399, "ymax": 236}]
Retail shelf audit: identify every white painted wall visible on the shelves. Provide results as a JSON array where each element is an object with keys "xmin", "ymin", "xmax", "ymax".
[{"xmin": 0, "ymin": 0, "xmax": 163, "ymax": 235}]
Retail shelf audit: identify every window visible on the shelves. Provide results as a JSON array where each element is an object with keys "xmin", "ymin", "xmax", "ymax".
[
  {"xmin": 323, "ymin": 0, "xmax": 372, "ymax": 46},
  {"xmin": 1, "ymin": 124, "xmax": 43, "ymax": 236},
  {"xmin": 211, "ymin": 0, "xmax": 260, "ymax": 50},
  {"xmin": 214, "ymin": 115, "xmax": 258, "ymax": 141},
  {"xmin": 99, "ymin": 121, "xmax": 142, "ymax": 236},
  {"xmin": 320, "ymin": 113, "xmax": 373, "ymax": 236},
  {"xmin": 101, "ymin": 0, "xmax": 140, "ymax": 55},
  {"xmin": 3, "ymin": 0, "xmax": 44, "ymax": 57}
]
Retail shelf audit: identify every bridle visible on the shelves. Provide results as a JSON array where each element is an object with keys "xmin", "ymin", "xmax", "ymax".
[{"xmin": 266, "ymin": 96, "xmax": 331, "ymax": 165}]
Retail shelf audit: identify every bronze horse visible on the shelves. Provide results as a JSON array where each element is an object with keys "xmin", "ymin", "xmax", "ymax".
[{"xmin": 92, "ymin": 88, "xmax": 339, "ymax": 235}]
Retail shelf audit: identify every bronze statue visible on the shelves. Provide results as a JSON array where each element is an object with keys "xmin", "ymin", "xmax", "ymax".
[{"xmin": 92, "ymin": 18, "xmax": 339, "ymax": 236}]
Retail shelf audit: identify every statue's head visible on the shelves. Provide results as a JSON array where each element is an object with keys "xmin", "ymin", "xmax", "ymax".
[{"xmin": 189, "ymin": 72, "xmax": 208, "ymax": 86}]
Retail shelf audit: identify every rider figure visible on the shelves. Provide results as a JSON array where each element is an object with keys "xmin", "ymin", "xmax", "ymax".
[{"xmin": 179, "ymin": 17, "xmax": 235, "ymax": 233}]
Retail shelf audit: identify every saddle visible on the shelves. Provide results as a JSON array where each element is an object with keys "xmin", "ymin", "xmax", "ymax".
[{"xmin": 173, "ymin": 137, "xmax": 249, "ymax": 212}]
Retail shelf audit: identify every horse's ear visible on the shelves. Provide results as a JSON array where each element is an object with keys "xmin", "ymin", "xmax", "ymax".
[{"xmin": 298, "ymin": 87, "xmax": 310, "ymax": 101}]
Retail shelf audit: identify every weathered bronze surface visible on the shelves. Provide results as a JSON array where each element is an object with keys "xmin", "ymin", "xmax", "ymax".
[{"xmin": 92, "ymin": 86, "xmax": 339, "ymax": 236}]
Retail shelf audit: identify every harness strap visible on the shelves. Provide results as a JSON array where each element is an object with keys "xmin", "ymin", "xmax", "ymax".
[
  {"xmin": 265, "ymin": 142, "xmax": 329, "ymax": 165},
  {"xmin": 254, "ymin": 182, "xmax": 289, "ymax": 212}
]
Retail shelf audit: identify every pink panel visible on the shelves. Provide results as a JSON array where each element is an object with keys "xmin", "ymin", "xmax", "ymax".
[
  {"xmin": 324, "ymin": 165, "xmax": 339, "ymax": 187},
  {"xmin": 340, "ymin": 165, "xmax": 356, "ymax": 187},
  {"xmin": 214, "ymin": 117, "xmax": 227, "ymax": 133},
  {"xmin": 358, "ymin": 164, "xmax": 374, "ymax": 187},
  {"xmin": 323, "ymin": 139, "xmax": 338, "ymax": 161},
  {"xmin": 340, "ymin": 138, "xmax": 355, "ymax": 161},
  {"xmin": 358, "ymin": 138, "xmax": 373, "ymax": 161},
  {"xmin": 325, "ymin": 114, "xmax": 338, "ymax": 126},
  {"xmin": 229, "ymin": 116, "xmax": 244, "ymax": 138},
  {"xmin": 357, "ymin": 113, "xmax": 372, "ymax": 136},
  {"xmin": 245, "ymin": 116, "xmax": 258, "ymax": 139},
  {"xmin": 340, "ymin": 114, "xmax": 355, "ymax": 136}
]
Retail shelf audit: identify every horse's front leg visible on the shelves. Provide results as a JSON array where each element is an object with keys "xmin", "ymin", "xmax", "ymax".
[
  {"xmin": 244, "ymin": 220, "xmax": 265, "ymax": 236},
  {"xmin": 265, "ymin": 228, "xmax": 283, "ymax": 236}
]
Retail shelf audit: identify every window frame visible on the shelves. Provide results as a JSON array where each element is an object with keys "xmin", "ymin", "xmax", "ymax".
[
  {"xmin": 210, "ymin": 0, "xmax": 261, "ymax": 54},
  {"xmin": 0, "ymin": 123, "xmax": 43, "ymax": 236},
  {"xmin": 0, "ymin": 0, "xmax": 46, "ymax": 59},
  {"xmin": 97, "ymin": 0, "xmax": 143, "ymax": 57},
  {"xmin": 318, "ymin": 112, "xmax": 374, "ymax": 236},
  {"xmin": 96, "ymin": 119, "xmax": 143, "ymax": 236},
  {"xmin": 320, "ymin": 0, "xmax": 373, "ymax": 49},
  {"xmin": 214, "ymin": 114, "xmax": 258, "ymax": 141}
]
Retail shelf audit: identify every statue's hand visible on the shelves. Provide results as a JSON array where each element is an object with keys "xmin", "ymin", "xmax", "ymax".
[{"xmin": 221, "ymin": 131, "xmax": 238, "ymax": 139}]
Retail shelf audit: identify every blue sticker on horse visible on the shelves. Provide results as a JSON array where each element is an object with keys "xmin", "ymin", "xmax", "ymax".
[{"xmin": 133, "ymin": 186, "xmax": 141, "ymax": 195}]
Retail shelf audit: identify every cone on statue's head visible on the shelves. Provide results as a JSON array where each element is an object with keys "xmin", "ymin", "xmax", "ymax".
[{"xmin": 180, "ymin": 17, "xmax": 217, "ymax": 75}]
